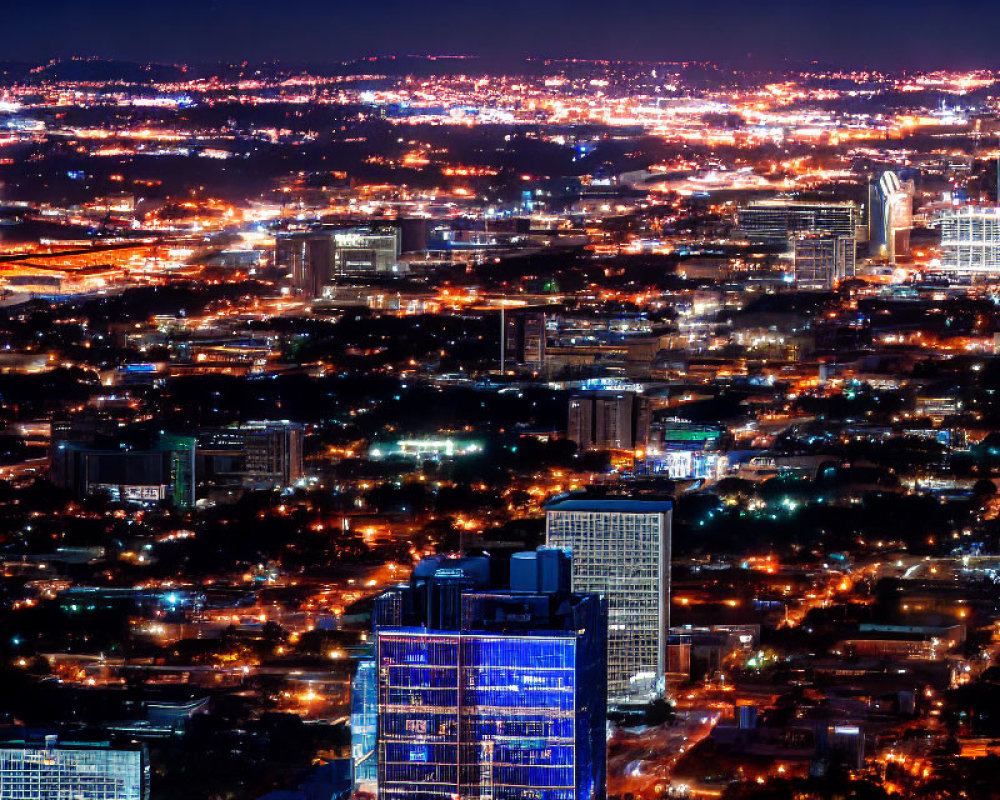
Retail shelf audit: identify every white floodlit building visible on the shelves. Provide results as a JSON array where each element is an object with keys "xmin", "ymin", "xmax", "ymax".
[
  {"xmin": 545, "ymin": 496, "xmax": 672, "ymax": 703},
  {"xmin": 938, "ymin": 206, "xmax": 1000, "ymax": 275}
]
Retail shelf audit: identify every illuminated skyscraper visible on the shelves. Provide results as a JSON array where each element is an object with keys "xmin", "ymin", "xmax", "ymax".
[
  {"xmin": 370, "ymin": 550, "xmax": 607, "ymax": 800},
  {"xmin": 639, "ymin": 420, "xmax": 722, "ymax": 480},
  {"xmin": 545, "ymin": 496, "xmax": 671, "ymax": 704},
  {"xmin": 351, "ymin": 659, "xmax": 378, "ymax": 795},
  {"xmin": 868, "ymin": 171, "xmax": 913, "ymax": 263}
]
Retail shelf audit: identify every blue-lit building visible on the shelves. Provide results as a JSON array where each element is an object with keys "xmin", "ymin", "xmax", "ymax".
[
  {"xmin": 351, "ymin": 659, "xmax": 378, "ymax": 794},
  {"xmin": 364, "ymin": 549, "xmax": 607, "ymax": 800}
]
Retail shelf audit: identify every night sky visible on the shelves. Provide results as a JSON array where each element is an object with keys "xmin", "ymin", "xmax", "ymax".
[{"xmin": 9, "ymin": 0, "xmax": 1000, "ymax": 69}]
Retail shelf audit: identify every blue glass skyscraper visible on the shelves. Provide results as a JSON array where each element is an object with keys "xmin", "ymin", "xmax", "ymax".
[
  {"xmin": 350, "ymin": 658, "xmax": 378, "ymax": 794},
  {"xmin": 367, "ymin": 549, "xmax": 607, "ymax": 800}
]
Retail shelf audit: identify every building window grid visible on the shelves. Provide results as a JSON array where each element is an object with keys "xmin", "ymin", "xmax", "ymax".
[
  {"xmin": 377, "ymin": 633, "xmax": 580, "ymax": 800},
  {"xmin": 940, "ymin": 208, "xmax": 1000, "ymax": 272},
  {"xmin": 0, "ymin": 749, "xmax": 144, "ymax": 800},
  {"xmin": 547, "ymin": 511, "xmax": 666, "ymax": 699}
]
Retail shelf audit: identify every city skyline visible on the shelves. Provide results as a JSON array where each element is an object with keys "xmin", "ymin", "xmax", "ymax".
[{"xmin": 4, "ymin": 15, "xmax": 1000, "ymax": 800}]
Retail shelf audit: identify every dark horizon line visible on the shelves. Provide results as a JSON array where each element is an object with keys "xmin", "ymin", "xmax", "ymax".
[{"xmin": 10, "ymin": 53, "xmax": 1000, "ymax": 75}]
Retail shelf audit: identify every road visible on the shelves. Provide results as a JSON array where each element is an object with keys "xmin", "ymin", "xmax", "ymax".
[{"xmin": 608, "ymin": 698, "xmax": 722, "ymax": 798}]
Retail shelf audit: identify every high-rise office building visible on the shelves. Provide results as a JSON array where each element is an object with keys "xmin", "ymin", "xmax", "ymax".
[
  {"xmin": 367, "ymin": 549, "xmax": 607, "ymax": 800},
  {"xmin": 0, "ymin": 737, "xmax": 149, "ymax": 800},
  {"xmin": 503, "ymin": 310, "xmax": 547, "ymax": 368},
  {"xmin": 793, "ymin": 233, "xmax": 856, "ymax": 290},
  {"xmin": 868, "ymin": 171, "xmax": 914, "ymax": 263},
  {"xmin": 51, "ymin": 432, "xmax": 196, "ymax": 508},
  {"xmin": 737, "ymin": 199, "xmax": 859, "ymax": 248},
  {"xmin": 937, "ymin": 206, "xmax": 1000, "ymax": 276},
  {"xmin": 545, "ymin": 496, "xmax": 672, "ymax": 703},
  {"xmin": 197, "ymin": 420, "xmax": 304, "ymax": 488},
  {"xmin": 275, "ymin": 233, "xmax": 334, "ymax": 298},
  {"xmin": 567, "ymin": 391, "xmax": 651, "ymax": 452},
  {"xmin": 276, "ymin": 225, "xmax": 403, "ymax": 296}
]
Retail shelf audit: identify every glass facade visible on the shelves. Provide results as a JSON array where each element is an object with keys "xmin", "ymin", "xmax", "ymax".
[
  {"xmin": 377, "ymin": 627, "xmax": 604, "ymax": 800},
  {"xmin": 160, "ymin": 434, "xmax": 196, "ymax": 509},
  {"xmin": 0, "ymin": 744, "xmax": 148, "ymax": 800},
  {"xmin": 737, "ymin": 200, "xmax": 859, "ymax": 247},
  {"xmin": 351, "ymin": 659, "xmax": 378, "ymax": 793},
  {"xmin": 51, "ymin": 434, "xmax": 195, "ymax": 510},
  {"xmin": 545, "ymin": 500, "xmax": 671, "ymax": 702},
  {"xmin": 369, "ymin": 550, "xmax": 606, "ymax": 800}
]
